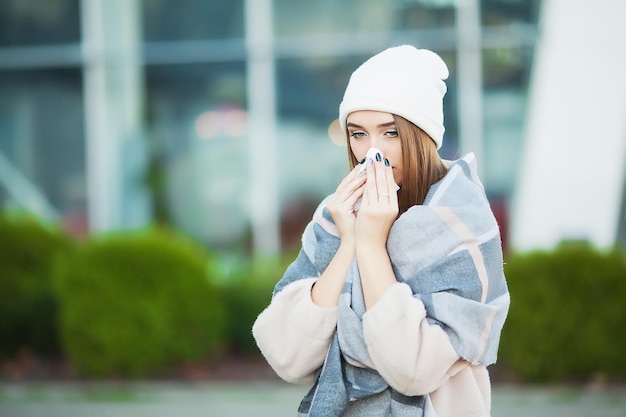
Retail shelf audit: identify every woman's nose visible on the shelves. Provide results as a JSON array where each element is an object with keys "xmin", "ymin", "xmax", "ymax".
[
  {"xmin": 369, "ymin": 137, "xmax": 386, "ymax": 155},
  {"xmin": 368, "ymin": 136, "xmax": 381, "ymax": 149}
]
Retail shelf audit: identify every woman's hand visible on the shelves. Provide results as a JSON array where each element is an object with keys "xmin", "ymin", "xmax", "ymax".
[
  {"xmin": 326, "ymin": 164, "xmax": 367, "ymax": 243},
  {"xmin": 353, "ymin": 153, "xmax": 399, "ymax": 309},
  {"xmin": 355, "ymin": 153, "xmax": 399, "ymax": 249},
  {"xmin": 312, "ymin": 164, "xmax": 366, "ymax": 308}
]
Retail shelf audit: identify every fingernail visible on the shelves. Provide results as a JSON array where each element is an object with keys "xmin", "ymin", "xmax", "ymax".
[
  {"xmin": 384, "ymin": 158, "xmax": 390, "ymax": 167},
  {"xmin": 359, "ymin": 157, "xmax": 366, "ymax": 164},
  {"xmin": 367, "ymin": 157, "xmax": 374, "ymax": 167},
  {"xmin": 375, "ymin": 152, "xmax": 382, "ymax": 162}
]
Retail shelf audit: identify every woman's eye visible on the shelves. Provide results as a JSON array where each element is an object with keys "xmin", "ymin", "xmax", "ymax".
[
  {"xmin": 386, "ymin": 130, "xmax": 398, "ymax": 137},
  {"xmin": 350, "ymin": 131, "xmax": 366, "ymax": 138}
]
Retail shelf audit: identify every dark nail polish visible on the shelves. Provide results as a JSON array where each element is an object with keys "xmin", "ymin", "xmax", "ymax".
[
  {"xmin": 384, "ymin": 158, "xmax": 390, "ymax": 167},
  {"xmin": 359, "ymin": 157, "xmax": 366, "ymax": 164},
  {"xmin": 375, "ymin": 152, "xmax": 382, "ymax": 162}
]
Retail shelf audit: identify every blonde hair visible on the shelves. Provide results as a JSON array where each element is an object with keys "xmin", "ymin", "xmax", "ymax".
[{"xmin": 347, "ymin": 115, "xmax": 448, "ymax": 216}]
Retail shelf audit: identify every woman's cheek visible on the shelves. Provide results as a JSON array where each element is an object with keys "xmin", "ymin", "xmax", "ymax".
[{"xmin": 393, "ymin": 169, "xmax": 402, "ymax": 186}]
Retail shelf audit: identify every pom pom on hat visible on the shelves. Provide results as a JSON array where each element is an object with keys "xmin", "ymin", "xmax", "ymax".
[{"xmin": 335, "ymin": 45, "xmax": 449, "ymax": 149}]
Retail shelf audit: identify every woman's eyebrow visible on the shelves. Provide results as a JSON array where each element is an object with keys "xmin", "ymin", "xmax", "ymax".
[{"xmin": 347, "ymin": 121, "xmax": 396, "ymax": 129}]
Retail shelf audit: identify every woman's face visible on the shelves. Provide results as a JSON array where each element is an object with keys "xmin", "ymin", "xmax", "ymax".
[{"xmin": 347, "ymin": 110, "xmax": 403, "ymax": 186}]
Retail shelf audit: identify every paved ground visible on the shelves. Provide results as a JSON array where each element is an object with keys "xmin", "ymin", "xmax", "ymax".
[{"xmin": 1, "ymin": 381, "xmax": 625, "ymax": 417}]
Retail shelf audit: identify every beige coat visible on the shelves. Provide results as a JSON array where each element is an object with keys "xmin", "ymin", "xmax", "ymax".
[{"xmin": 253, "ymin": 278, "xmax": 493, "ymax": 417}]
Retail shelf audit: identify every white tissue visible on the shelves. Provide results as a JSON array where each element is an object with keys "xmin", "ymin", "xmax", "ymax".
[{"xmin": 358, "ymin": 147, "xmax": 382, "ymax": 176}]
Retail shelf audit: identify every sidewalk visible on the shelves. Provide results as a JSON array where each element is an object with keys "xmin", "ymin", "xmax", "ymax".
[{"xmin": 1, "ymin": 381, "xmax": 625, "ymax": 417}]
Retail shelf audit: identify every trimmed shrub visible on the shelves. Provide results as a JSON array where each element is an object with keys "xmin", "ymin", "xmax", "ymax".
[
  {"xmin": 499, "ymin": 242, "xmax": 626, "ymax": 382},
  {"xmin": 218, "ymin": 252, "xmax": 295, "ymax": 355},
  {"xmin": 55, "ymin": 227, "xmax": 226, "ymax": 377},
  {"xmin": 0, "ymin": 215, "xmax": 70, "ymax": 358}
]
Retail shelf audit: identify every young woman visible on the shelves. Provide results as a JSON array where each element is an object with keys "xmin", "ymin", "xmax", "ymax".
[{"xmin": 253, "ymin": 45, "xmax": 510, "ymax": 417}]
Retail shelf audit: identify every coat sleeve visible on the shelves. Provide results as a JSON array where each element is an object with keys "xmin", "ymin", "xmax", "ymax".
[
  {"xmin": 252, "ymin": 278, "xmax": 338, "ymax": 384},
  {"xmin": 363, "ymin": 282, "xmax": 465, "ymax": 396}
]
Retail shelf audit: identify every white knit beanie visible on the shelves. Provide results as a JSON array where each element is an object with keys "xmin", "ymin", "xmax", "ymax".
[{"xmin": 336, "ymin": 45, "xmax": 449, "ymax": 149}]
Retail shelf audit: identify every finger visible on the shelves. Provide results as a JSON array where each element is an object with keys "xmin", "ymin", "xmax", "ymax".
[
  {"xmin": 341, "ymin": 175, "xmax": 366, "ymax": 206},
  {"xmin": 363, "ymin": 156, "xmax": 377, "ymax": 204},
  {"xmin": 352, "ymin": 162, "xmax": 368, "ymax": 184},
  {"xmin": 348, "ymin": 185, "xmax": 365, "ymax": 208},
  {"xmin": 374, "ymin": 152, "xmax": 390, "ymax": 201},
  {"xmin": 336, "ymin": 163, "xmax": 366, "ymax": 191},
  {"xmin": 336, "ymin": 165, "xmax": 359, "ymax": 188},
  {"xmin": 345, "ymin": 167, "xmax": 367, "ymax": 196},
  {"xmin": 385, "ymin": 158, "xmax": 398, "ymax": 206},
  {"xmin": 355, "ymin": 159, "xmax": 368, "ymax": 179}
]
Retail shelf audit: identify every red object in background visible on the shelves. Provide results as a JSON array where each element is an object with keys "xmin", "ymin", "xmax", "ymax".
[
  {"xmin": 489, "ymin": 197, "xmax": 509, "ymax": 257},
  {"xmin": 62, "ymin": 210, "xmax": 89, "ymax": 238},
  {"xmin": 280, "ymin": 196, "xmax": 319, "ymax": 251}
]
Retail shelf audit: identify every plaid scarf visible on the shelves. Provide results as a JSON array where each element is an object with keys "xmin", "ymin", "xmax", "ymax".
[{"xmin": 274, "ymin": 153, "xmax": 510, "ymax": 417}]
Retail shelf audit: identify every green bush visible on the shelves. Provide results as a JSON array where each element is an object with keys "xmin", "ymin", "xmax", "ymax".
[
  {"xmin": 0, "ymin": 215, "xmax": 70, "ymax": 358},
  {"xmin": 218, "ymin": 252, "xmax": 295, "ymax": 355},
  {"xmin": 55, "ymin": 227, "xmax": 226, "ymax": 377},
  {"xmin": 499, "ymin": 242, "xmax": 626, "ymax": 382}
]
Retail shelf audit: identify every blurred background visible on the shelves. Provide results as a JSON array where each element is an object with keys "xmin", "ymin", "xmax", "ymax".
[
  {"xmin": 1, "ymin": 0, "xmax": 624, "ymax": 253},
  {"xmin": 1, "ymin": 0, "xmax": 625, "ymax": 406}
]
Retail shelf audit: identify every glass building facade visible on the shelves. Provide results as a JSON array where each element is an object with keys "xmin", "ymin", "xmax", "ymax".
[{"xmin": 0, "ymin": 0, "xmax": 542, "ymax": 253}]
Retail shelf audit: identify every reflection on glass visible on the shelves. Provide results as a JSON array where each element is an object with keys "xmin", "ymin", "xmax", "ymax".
[
  {"xmin": 0, "ymin": 0, "xmax": 80, "ymax": 46},
  {"xmin": 0, "ymin": 69, "xmax": 85, "ymax": 233},
  {"xmin": 274, "ymin": 0, "xmax": 455, "ymax": 36},
  {"xmin": 145, "ymin": 63, "xmax": 249, "ymax": 247},
  {"xmin": 143, "ymin": 0, "xmax": 244, "ymax": 41},
  {"xmin": 0, "ymin": 0, "xmax": 541, "ymax": 251},
  {"xmin": 482, "ymin": 0, "xmax": 542, "ymax": 26}
]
